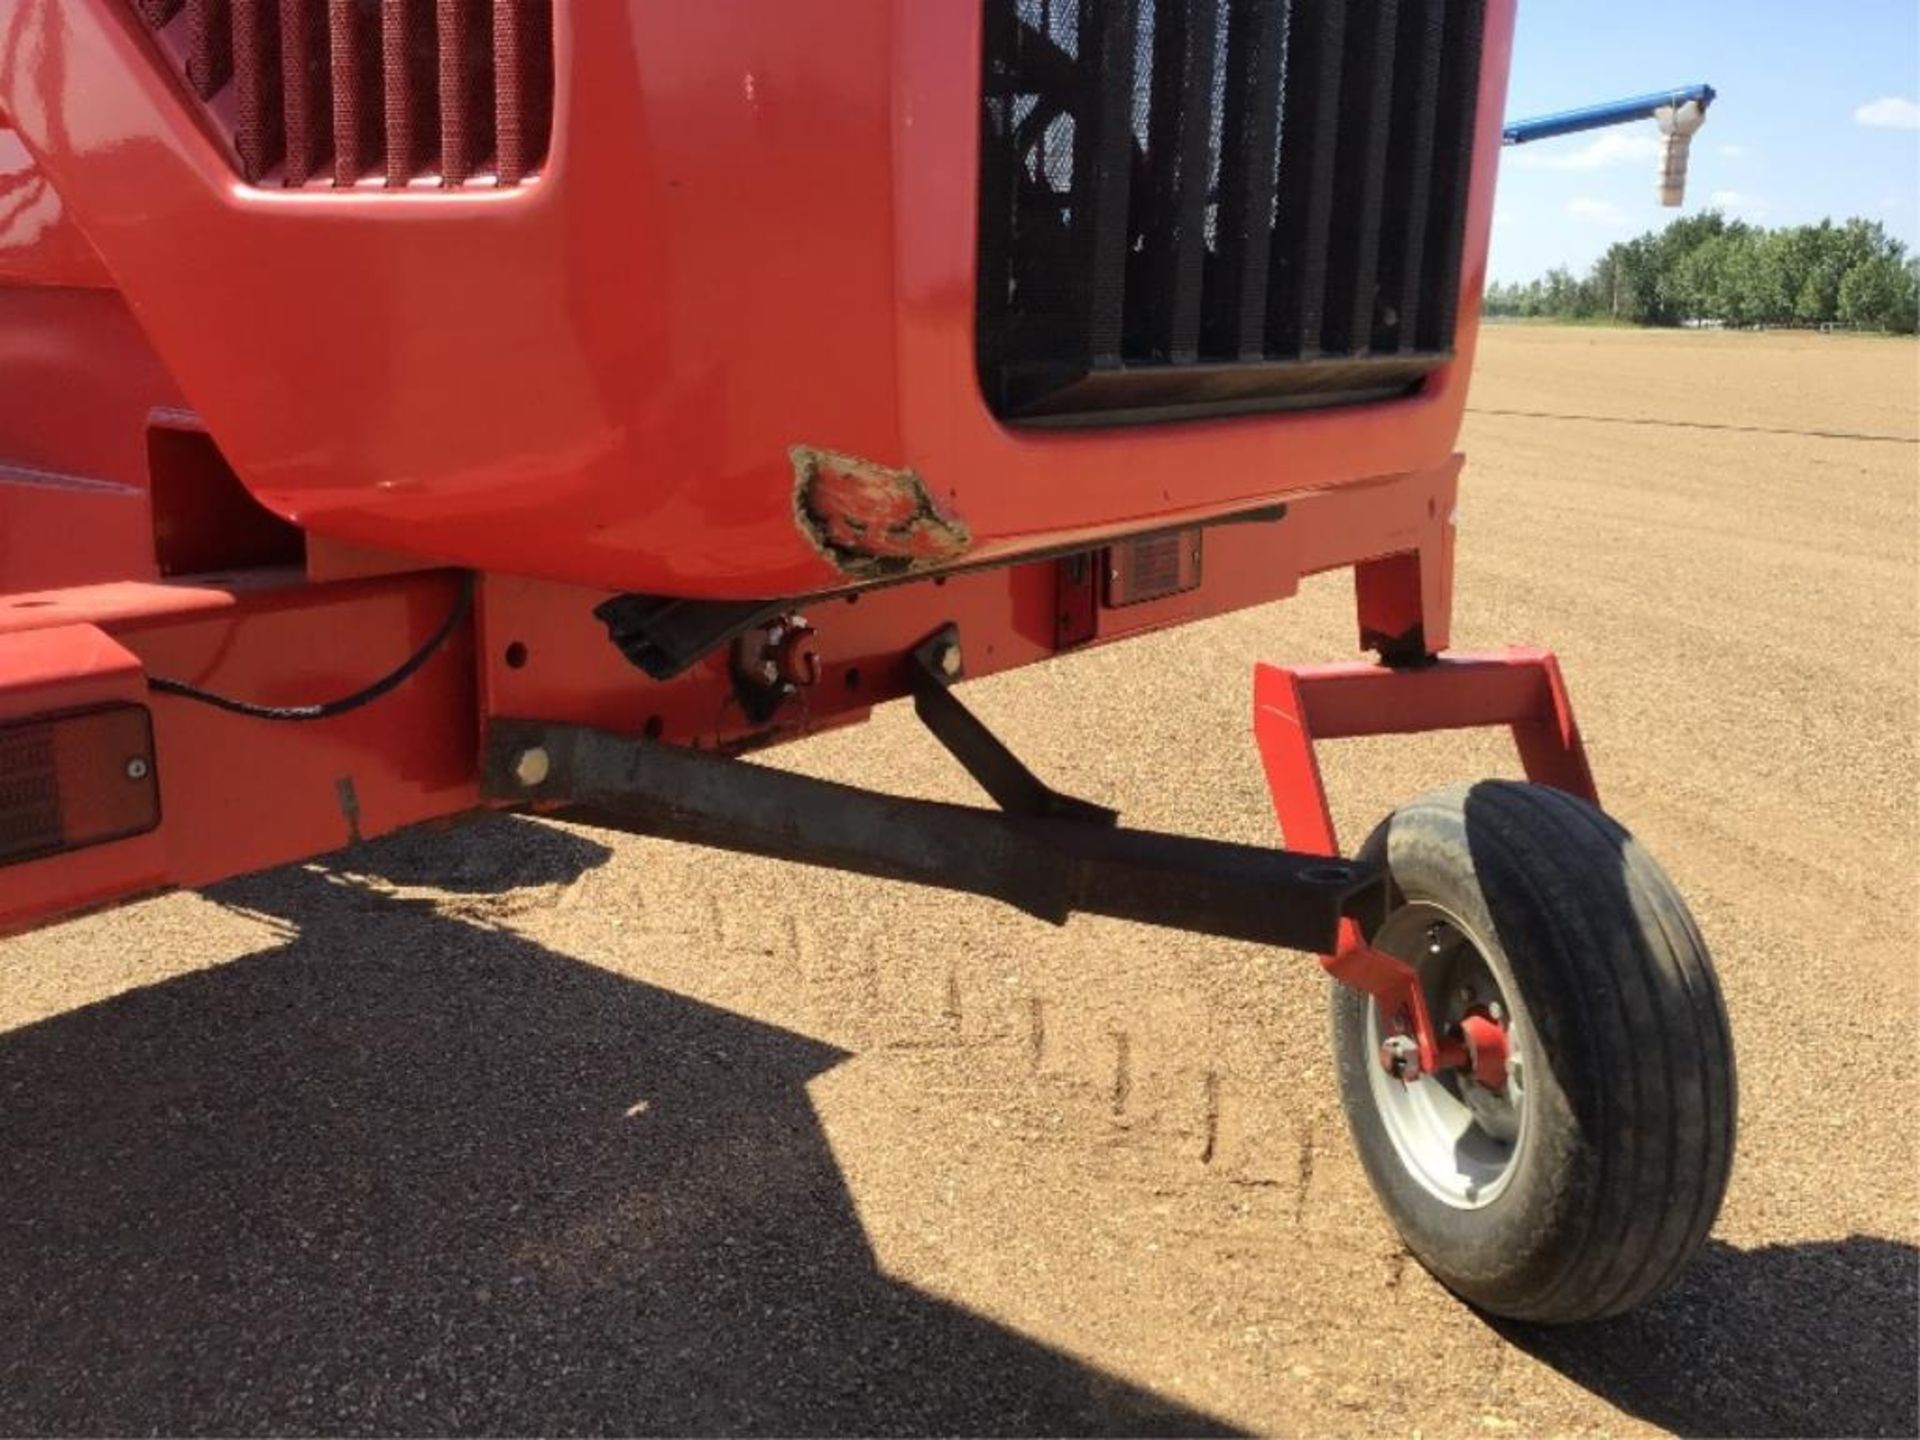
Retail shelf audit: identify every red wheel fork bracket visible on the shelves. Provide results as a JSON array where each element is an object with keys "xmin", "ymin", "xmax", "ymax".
[{"xmin": 1252, "ymin": 648, "xmax": 1599, "ymax": 1075}]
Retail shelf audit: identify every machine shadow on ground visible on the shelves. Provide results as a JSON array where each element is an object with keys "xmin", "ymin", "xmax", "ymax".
[
  {"xmin": 0, "ymin": 819, "xmax": 1236, "ymax": 1437},
  {"xmin": 0, "ymin": 815, "xmax": 1911, "ymax": 1436},
  {"xmin": 1500, "ymin": 1237, "xmax": 1919, "ymax": 1438}
]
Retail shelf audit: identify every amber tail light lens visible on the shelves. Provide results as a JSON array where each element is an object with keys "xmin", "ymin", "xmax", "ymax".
[{"xmin": 0, "ymin": 706, "xmax": 160, "ymax": 867}]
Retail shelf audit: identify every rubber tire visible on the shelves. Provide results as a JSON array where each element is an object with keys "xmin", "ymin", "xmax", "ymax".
[{"xmin": 1330, "ymin": 780, "xmax": 1736, "ymax": 1324}]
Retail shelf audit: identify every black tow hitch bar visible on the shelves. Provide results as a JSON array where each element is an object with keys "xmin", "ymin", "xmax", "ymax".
[{"xmin": 485, "ymin": 675, "xmax": 1384, "ymax": 955}]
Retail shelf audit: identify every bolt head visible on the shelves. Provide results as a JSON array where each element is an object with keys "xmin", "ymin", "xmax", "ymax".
[
  {"xmin": 124, "ymin": 756, "xmax": 150, "ymax": 782},
  {"xmin": 512, "ymin": 746, "xmax": 552, "ymax": 789},
  {"xmin": 772, "ymin": 624, "xmax": 821, "ymax": 688},
  {"xmin": 1378, "ymin": 1035, "xmax": 1422, "ymax": 1083},
  {"xmin": 936, "ymin": 642, "xmax": 964, "ymax": 678}
]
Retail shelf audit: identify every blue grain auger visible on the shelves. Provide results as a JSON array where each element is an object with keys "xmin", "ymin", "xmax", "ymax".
[{"xmin": 1505, "ymin": 84, "xmax": 1717, "ymax": 206}]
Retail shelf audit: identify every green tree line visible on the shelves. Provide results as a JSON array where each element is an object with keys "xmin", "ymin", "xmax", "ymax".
[{"xmin": 1486, "ymin": 214, "xmax": 1920, "ymax": 334}]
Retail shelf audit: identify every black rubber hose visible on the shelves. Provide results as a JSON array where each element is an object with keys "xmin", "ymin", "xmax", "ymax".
[{"xmin": 148, "ymin": 574, "xmax": 474, "ymax": 723}]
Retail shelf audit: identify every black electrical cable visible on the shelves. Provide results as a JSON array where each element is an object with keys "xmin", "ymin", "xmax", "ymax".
[{"xmin": 148, "ymin": 575, "xmax": 476, "ymax": 722}]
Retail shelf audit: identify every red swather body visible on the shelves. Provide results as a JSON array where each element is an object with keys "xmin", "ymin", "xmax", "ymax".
[
  {"xmin": 0, "ymin": 0, "xmax": 1512, "ymax": 926},
  {"xmin": 0, "ymin": 0, "xmax": 1736, "ymax": 1328}
]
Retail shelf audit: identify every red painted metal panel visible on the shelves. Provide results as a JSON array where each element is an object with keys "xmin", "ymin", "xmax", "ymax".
[
  {"xmin": 0, "ymin": 130, "xmax": 113, "ymax": 288},
  {"xmin": 2, "ymin": 0, "xmax": 1517, "ymax": 601},
  {"xmin": 0, "ymin": 465, "xmax": 152, "ymax": 597},
  {"xmin": 0, "ymin": 285, "xmax": 186, "ymax": 591},
  {"xmin": 0, "ymin": 622, "xmax": 147, "ymax": 718},
  {"xmin": 0, "ymin": 572, "xmax": 300, "ymax": 637}
]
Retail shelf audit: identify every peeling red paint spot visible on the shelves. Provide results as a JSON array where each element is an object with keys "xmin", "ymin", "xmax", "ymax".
[{"xmin": 790, "ymin": 446, "xmax": 971, "ymax": 579}]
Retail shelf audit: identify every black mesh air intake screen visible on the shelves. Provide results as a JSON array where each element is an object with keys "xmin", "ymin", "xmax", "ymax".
[
  {"xmin": 977, "ymin": 0, "xmax": 1487, "ymax": 424},
  {"xmin": 124, "ymin": 0, "xmax": 554, "ymax": 189}
]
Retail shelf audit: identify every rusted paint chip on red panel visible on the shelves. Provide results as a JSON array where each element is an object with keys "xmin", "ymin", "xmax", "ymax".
[{"xmin": 790, "ymin": 446, "xmax": 971, "ymax": 580}]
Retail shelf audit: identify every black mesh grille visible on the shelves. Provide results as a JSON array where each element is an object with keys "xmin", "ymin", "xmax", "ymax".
[
  {"xmin": 977, "ymin": 0, "xmax": 1486, "ymax": 424},
  {"xmin": 122, "ymin": 0, "xmax": 553, "ymax": 189},
  {"xmin": 0, "ymin": 723, "xmax": 61, "ymax": 867}
]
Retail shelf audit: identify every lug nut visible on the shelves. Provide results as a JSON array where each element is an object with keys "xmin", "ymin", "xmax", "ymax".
[
  {"xmin": 512, "ymin": 746, "xmax": 552, "ymax": 789},
  {"xmin": 1379, "ymin": 1034, "xmax": 1422, "ymax": 1082}
]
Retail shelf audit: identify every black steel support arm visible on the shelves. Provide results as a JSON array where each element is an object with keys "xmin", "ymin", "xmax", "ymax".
[
  {"xmin": 483, "ymin": 720, "xmax": 1384, "ymax": 954},
  {"xmin": 907, "ymin": 626, "xmax": 1118, "ymax": 825}
]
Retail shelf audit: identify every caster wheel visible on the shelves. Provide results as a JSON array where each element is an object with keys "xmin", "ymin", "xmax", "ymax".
[{"xmin": 1331, "ymin": 781, "xmax": 1737, "ymax": 1324}]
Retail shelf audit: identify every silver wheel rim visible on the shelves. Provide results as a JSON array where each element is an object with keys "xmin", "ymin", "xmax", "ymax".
[{"xmin": 1363, "ymin": 901, "xmax": 1530, "ymax": 1210}]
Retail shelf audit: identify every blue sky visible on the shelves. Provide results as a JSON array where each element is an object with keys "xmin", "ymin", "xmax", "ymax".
[{"xmin": 1490, "ymin": 0, "xmax": 1920, "ymax": 282}]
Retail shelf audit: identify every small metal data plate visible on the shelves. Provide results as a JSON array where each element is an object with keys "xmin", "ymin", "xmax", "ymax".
[{"xmin": 1105, "ymin": 529, "xmax": 1203, "ymax": 608}]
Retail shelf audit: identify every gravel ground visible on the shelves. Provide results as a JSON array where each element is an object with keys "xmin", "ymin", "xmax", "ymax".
[{"xmin": 0, "ymin": 326, "xmax": 1914, "ymax": 1437}]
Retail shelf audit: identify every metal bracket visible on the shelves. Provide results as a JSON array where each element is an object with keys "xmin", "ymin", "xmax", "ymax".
[
  {"xmin": 1253, "ymin": 646, "xmax": 1600, "ymax": 1074},
  {"xmin": 593, "ymin": 594, "xmax": 788, "ymax": 681},
  {"xmin": 1253, "ymin": 647, "xmax": 1598, "ymax": 858},
  {"xmin": 908, "ymin": 625, "xmax": 1117, "ymax": 826}
]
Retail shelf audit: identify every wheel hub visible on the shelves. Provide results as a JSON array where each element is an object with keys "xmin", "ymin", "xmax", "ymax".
[{"xmin": 1363, "ymin": 904, "xmax": 1531, "ymax": 1209}]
